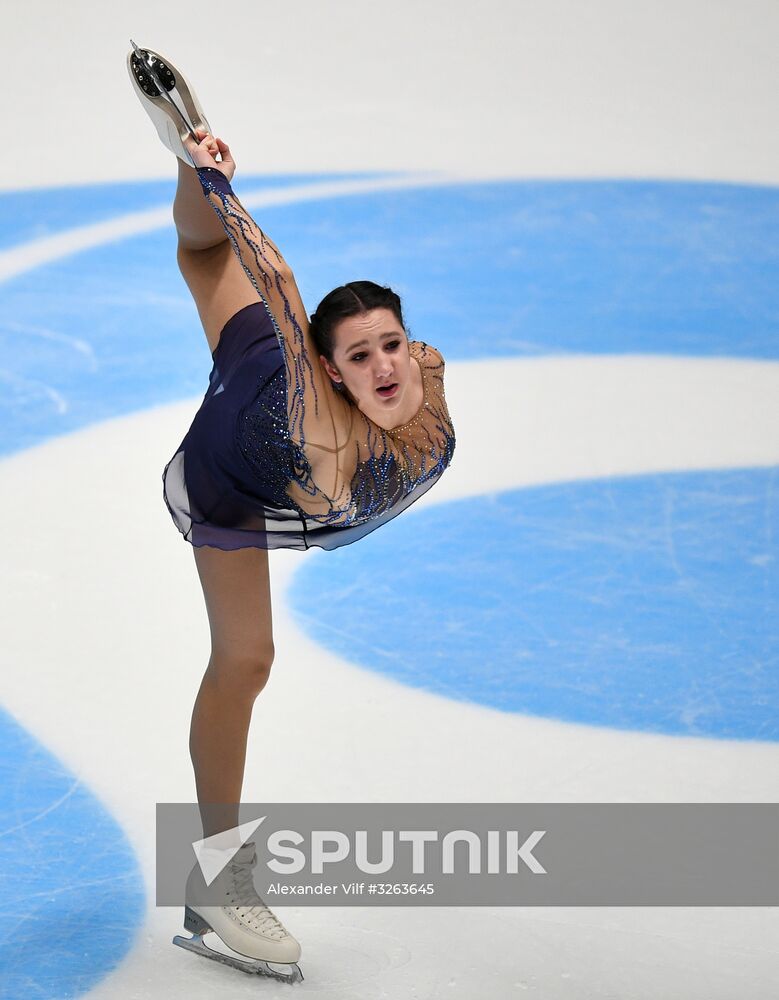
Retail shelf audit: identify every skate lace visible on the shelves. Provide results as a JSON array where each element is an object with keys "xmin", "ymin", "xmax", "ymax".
[{"xmin": 227, "ymin": 857, "xmax": 287, "ymax": 940}]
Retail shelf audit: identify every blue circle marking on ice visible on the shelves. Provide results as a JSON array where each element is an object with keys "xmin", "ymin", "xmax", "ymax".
[
  {"xmin": 0, "ymin": 705, "xmax": 146, "ymax": 996},
  {"xmin": 289, "ymin": 466, "xmax": 779, "ymax": 742}
]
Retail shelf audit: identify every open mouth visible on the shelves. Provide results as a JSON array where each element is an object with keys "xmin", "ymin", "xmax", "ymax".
[{"xmin": 376, "ymin": 383, "xmax": 398, "ymax": 398}]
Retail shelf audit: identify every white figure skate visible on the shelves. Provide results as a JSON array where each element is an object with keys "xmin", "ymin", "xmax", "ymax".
[
  {"xmin": 126, "ymin": 40, "xmax": 213, "ymax": 167},
  {"xmin": 172, "ymin": 841, "xmax": 303, "ymax": 984}
]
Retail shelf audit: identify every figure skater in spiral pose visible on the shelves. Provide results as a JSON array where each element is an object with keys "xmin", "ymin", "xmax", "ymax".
[{"xmin": 127, "ymin": 41, "xmax": 455, "ymax": 984}]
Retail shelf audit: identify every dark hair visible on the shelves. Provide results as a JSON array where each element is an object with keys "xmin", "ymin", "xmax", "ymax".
[{"xmin": 309, "ymin": 281, "xmax": 407, "ymax": 396}]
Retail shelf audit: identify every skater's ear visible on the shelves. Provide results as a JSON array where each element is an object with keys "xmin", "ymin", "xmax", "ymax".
[{"xmin": 319, "ymin": 354, "xmax": 345, "ymax": 391}]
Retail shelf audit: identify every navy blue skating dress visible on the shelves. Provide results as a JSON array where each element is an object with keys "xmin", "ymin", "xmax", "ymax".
[{"xmin": 162, "ymin": 167, "xmax": 455, "ymax": 552}]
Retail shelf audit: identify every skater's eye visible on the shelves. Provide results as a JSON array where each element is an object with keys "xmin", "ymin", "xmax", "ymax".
[{"xmin": 351, "ymin": 341, "xmax": 401, "ymax": 362}]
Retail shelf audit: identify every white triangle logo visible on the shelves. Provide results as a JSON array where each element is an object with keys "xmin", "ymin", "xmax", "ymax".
[{"xmin": 192, "ymin": 816, "xmax": 266, "ymax": 886}]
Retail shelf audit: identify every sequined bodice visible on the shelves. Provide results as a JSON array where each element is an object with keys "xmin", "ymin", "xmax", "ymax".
[{"xmin": 197, "ymin": 166, "xmax": 456, "ymax": 530}]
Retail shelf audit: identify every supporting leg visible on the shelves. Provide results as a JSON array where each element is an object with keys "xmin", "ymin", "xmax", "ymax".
[{"xmin": 189, "ymin": 543, "xmax": 275, "ymax": 839}]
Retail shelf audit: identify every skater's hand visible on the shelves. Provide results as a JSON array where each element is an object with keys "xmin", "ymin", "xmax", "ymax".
[{"xmin": 184, "ymin": 129, "xmax": 236, "ymax": 182}]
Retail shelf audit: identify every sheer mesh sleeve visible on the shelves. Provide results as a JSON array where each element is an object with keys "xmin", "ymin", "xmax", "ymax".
[{"xmin": 194, "ymin": 165, "xmax": 456, "ymax": 546}]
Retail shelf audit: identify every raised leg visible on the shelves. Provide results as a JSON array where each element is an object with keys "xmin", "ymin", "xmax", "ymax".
[
  {"xmin": 173, "ymin": 149, "xmax": 261, "ymax": 356},
  {"xmin": 174, "ymin": 154, "xmax": 228, "ymax": 250}
]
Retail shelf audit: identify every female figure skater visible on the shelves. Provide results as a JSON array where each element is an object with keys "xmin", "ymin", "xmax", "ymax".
[{"xmin": 127, "ymin": 42, "xmax": 455, "ymax": 984}]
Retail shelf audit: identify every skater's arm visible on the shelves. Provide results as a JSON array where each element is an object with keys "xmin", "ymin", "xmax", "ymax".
[{"xmin": 196, "ymin": 165, "xmax": 302, "ymax": 327}]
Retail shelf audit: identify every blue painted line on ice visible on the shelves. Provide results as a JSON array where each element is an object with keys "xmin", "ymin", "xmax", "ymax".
[{"xmin": 1, "ymin": 177, "xmax": 777, "ymax": 457}]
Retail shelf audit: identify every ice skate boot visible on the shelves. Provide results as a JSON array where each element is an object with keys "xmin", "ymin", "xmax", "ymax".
[
  {"xmin": 126, "ymin": 39, "xmax": 213, "ymax": 167},
  {"xmin": 172, "ymin": 840, "xmax": 303, "ymax": 984}
]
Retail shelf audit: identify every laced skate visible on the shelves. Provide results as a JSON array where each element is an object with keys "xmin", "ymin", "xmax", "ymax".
[
  {"xmin": 173, "ymin": 841, "xmax": 303, "ymax": 984},
  {"xmin": 126, "ymin": 40, "xmax": 213, "ymax": 167}
]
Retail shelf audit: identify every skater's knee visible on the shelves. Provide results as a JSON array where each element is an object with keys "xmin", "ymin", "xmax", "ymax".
[{"xmin": 208, "ymin": 642, "xmax": 275, "ymax": 697}]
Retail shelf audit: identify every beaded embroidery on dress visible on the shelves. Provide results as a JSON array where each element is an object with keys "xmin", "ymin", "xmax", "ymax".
[{"xmin": 161, "ymin": 166, "xmax": 455, "ymax": 551}]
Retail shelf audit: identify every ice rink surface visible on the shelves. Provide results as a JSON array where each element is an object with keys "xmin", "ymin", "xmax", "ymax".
[{"xmin": 1, "ymin": 1, "xmax": 778, "ymax": 997}]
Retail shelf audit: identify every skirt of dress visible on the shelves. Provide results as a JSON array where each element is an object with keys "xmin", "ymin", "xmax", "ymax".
[{"xmin": 162, "ymin": 300, "xmax": 305, "ymax": 551}]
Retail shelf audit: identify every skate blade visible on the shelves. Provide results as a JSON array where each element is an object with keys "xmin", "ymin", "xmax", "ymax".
[
  {"xmin": 128, "ymin": 41, "xmax": 211, "ymax": 139},
  {"xmin": 172, "ymin": 932, "xmax": 304, "ymax": 984},
  {"xmin": 128, "ymin": 46, "xmax": 193, "ymax": 131}
]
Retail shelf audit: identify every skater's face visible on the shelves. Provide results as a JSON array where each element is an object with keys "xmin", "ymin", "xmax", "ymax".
[{"xmin": 321, "ymin": 308, "xmax": 418, "ymax": 428}]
